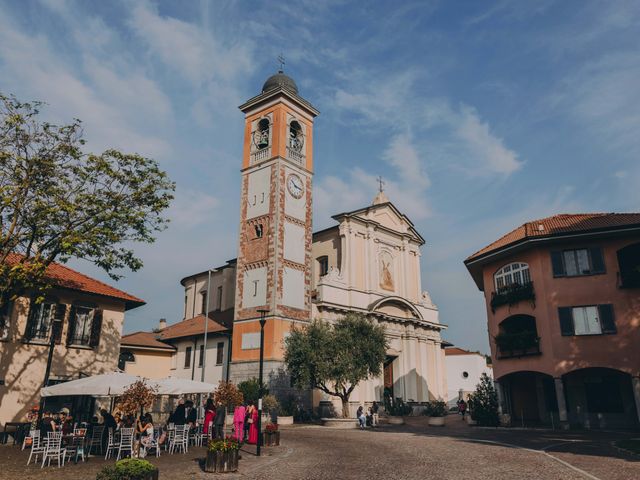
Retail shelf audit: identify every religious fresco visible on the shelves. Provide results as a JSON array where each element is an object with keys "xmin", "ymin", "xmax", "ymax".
[{"xmin": 379, "ymin": 251, "xmax": 394, "ymax": 291}]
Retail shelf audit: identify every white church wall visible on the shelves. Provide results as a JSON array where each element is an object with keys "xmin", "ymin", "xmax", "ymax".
[
  {"xmin": 282, "ymin": 267, "xmax": 305, "ymax": 309},
  {"xmin": 284, "ymin": 222, "xmax": 306, "ymax": 264},
  {"xmin": 246, "ymin": 166, "xmax": 271, "ymax": 220},
  {"xmin": 242, "ymin": 267, "xmax": 267, "ymax": 308}
]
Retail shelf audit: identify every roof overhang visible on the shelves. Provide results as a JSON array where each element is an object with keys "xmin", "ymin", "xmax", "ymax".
[{"xmin": 239, "ymin": 87, "xmax": 319, "ymax": 117}]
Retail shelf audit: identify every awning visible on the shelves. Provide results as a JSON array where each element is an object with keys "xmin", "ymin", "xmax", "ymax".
[{"xmin": 156, "ymin": 377, "xmax": 217, "ymax": 395}]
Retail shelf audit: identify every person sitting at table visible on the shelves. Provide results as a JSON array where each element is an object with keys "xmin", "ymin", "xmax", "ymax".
[
  {"xmin": 40, "ymin": 410, "xmax": 57, "ymax": 435},
  {"xmin": 172, "ymin": 399, "xmax": 186, "ymax": 425},
  {"xmin": 122, "ymin": 414, "xmax": 135, "ymax": 428},
  {"xmin": 185, "ymin": 400, "xmax": 197, "ymax": 429},
  {"xmin": 137, "ymin": 414, "xmax": 154, "ymax": 457},
  {"xmin": 203, "ymin": 399, "xmax": 216, "ymax": 438},
  {"xmin": 100, "ymin": 409, "xmax": 117, "ymax": 431},
  {"xmin": 61, "ymin": 414, "xmax": 74, "ymax": 435},
  {"xmin": 114, "ymin": 412, "xmax": 123, "ymax": 429}
]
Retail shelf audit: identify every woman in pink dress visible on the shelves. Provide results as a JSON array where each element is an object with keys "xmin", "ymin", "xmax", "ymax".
[
  {"xmin": 233, "ymin": 403, "xmax": 246, "ymax": 442},
  {"xmin": 247, "ymin": 401, "xmax": 259, "ymax": 445}
]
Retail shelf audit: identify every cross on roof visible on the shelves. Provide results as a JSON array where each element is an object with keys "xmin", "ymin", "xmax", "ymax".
[
  {"xmin": 377, "ymin": 175, "xmax": 385, "ymax": 193},
  {"xmin": 277, "ymin": 53, "xmax": 285, "ymax": 72}
]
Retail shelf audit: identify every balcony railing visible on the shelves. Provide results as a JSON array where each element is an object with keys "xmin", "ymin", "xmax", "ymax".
[
  {"xmin": 618, "ymin": 270, "xmax": 640, "ymax": 289},
  {"xmin": 286, "ymin": 146, "xmax": 304, "ymax": 165},
  {"xmin": 495, "ymin": 331, "xmax": 541, "ymax": 359},
  {"xmin": 490, "ymin": 281, "xmax": 535, "ymax": 313},
  {"xmin": 251, "ymin": 147, "xmax": 271, "ymax": 164}
]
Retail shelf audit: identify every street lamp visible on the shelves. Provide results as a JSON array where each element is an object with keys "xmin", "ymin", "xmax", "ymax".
[
  {"xmin": 38, "ymin": 316, "xmax": 63, "ymax": 421},
  {"xmin": 256, "ymin": 308, "xmax": 269, "ymax": 457}
]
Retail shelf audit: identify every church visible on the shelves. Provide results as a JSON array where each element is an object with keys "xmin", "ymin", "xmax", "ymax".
[{"xmin": 121, "ymin": 69, "xmax": 447, "ymax": 415}]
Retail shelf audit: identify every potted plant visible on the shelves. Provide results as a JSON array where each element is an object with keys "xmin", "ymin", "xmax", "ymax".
[
  {"xmin": 96, "ymin": 458, "xmax": 158, "ymax": 480},
  {"xmin": 213, "ymin": 381, "xmax": 244, "ymax": 429},
  {"xmin": 467, "ymin": 374, "xmax": 499, "ymax": 426},
  {"xmin": 385, "ymin": 397, "xmax": 411, "ymax": 425},
  {"xmin": 204, "ymin": 437, "xmax": 240, "ymax": 473},
  {"xmin": 262, "ymin": 422, "xmax": 280, "ymax": 446},
  {"xmin": 277, "ymin": 395, "xmax": 295, "ymax": 425},
  {"xmin": 425, "ymin": 400, "xmax": 447, "ymax": 426}
]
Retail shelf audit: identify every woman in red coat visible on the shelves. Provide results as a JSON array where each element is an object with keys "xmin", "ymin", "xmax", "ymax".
[
  {"xmin": 203, "ymin": 398, "xmax": 216, "ymax": 439},
  {"xmin": 247, "ymin": 401, "xmax": 259, "ymax": 445}
]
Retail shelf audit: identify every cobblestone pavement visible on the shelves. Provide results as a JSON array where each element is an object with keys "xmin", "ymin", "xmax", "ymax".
[{"xmin": 1, "ymin": 416, "xmax": 638, "ymax": 480}]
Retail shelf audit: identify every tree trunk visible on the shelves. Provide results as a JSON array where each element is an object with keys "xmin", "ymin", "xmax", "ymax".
[{"xmin": 341, "ymin": 397, "xmax": 350, "ymax": 418}]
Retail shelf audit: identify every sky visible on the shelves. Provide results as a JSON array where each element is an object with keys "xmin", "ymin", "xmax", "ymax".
[{"xmin": 1, "ymin": 0, "xmax": 639, "ymax": 354}]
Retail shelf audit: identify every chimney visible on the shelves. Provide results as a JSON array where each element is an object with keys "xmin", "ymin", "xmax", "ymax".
[{"xmin": 158, "ymin": 318, "xmax": 167, "ymax": 331}]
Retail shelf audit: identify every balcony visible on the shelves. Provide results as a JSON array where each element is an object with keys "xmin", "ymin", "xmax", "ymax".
[
  {"xmin": 490, "ymin": 281, "xmax": 535, "ymax": 313},
  {"xmin": 251, "ymin": 147, "xmax": 271, "ymax": 165},
  {"xmin": 495, "ymin": 330, "xmax": 541, "ymax": 359},
  {"xmin": 286, "ymin": 146, "xmax": 304, "ymax": 165}
]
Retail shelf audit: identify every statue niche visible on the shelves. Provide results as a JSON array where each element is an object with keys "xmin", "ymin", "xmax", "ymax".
[{"xmin": 379, "ymin": 251, "xmax": 394, "ymax": 291}]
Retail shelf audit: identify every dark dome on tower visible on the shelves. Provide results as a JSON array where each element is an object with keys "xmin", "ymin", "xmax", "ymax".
[{"xmin": 262, "ymin": 70, "xmax": 298, "ymax": 94}]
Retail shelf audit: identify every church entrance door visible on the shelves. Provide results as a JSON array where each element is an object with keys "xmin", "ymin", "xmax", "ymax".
[{"xmin": 384, "ymin": 357, "xmax": 395, "ymax": 400}]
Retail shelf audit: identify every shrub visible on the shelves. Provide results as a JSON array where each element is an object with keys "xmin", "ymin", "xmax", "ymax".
[
  {"xmin": 96, "ymin": 458, "xmax": 156, "ymax": 480},
  {"xmin": 213, "ymin": 381, "xmax": 243, "ymax": 409},
  {"xmin": 262, "ymin": 394, "xmax": 279, "ymax": 414},
  {"xmin": 468, "ymin": 373, "xmax": 499, "ymax": 426},
  {"xmin": 279, "ymin": 395, "xmax": 296, "ymax": 416},
  {"xmin": 385, "ymin": 397, "xmax": 412, "ymax": 416},
  {"xmin": 424, "ymin": 399, "xmax": 447, "ymax": 417},
  {"xmin": 208, "ymin": 437, "xmax": 241, "ymax": 452},
  {"xmin": 238, "ymin": 378, "xmax": 266, "ymax": 403}
]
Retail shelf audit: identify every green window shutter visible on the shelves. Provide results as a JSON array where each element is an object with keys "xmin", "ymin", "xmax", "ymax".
[
  {"xmin": 89, "ymin": 309, "xmax": 103, "ymax": 348},
  {"xmin": 551, "ymin": 251, "xmax": 565, "ymax": 277},
  {"xmin": 558, "ymin": 307, "xmax": 574, "ymax": 336},
  {"xmin": 589, "ymin": 247, "xmax": 605, "ymax": 274},
  {"xmin": 598, "ymin": 304, "xmax": 616, "ymax": 334},
  {"xmin": 66, "ymin": 306, "xmax": 76, "ymax": 345},
  {"xmin": 24, "ymin": 299, "xmax": 38, "ymax": 340}
]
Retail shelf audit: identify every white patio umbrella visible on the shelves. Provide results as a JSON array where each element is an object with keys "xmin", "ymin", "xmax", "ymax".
[
  {"xmin": 154, "ymin": 377, "xmax": 217, "ymax": 395},
  {"xmin": 40, "ymin": 371, "xmax": 148, "ymax": 397}
]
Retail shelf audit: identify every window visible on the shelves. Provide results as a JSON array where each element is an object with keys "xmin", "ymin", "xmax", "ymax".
[
  {"xmin": 462, "ymin": 371, "xmax": 469, "ymax": 379},
  {"xmin": 289, "ymin": 121, "xmax": 304, "ymax": 152},
  {"xmin": 198, "ymin": 344, "xmax": 204, "ymax": 367},
  {"xmin": 0, "ymin": 300, "xmax": 12, "ymax": 341},
  {"xmin": 255, "ymin": 223, "xmax": 263, "ymax": 239},
  {"xmin": 241, "ymin": 332, "xmax": 260, "ymax": 350},
  {"xmin": 317, "ymin": 256, "xmax": 329, "ymax": 277},
  {"xmin": 551, "ymin": 247, "xmax": 605, "ymax": 277},
  {"xmin": 118, "ymin": 351, "xmax": 135, "ymax": 370},
  {"xmin": 200, "ymin": 292, "xmax": 207, "ymax": 314},
  {"xmin": 558, "ymin": 304, "xmax": 616, "ymax": 336},
  {"xmin": 252, "ymin": 280, "xmax": 259, "ymax": 296},
  {"xmin": 184, "ymin": 293, "xmax": 188, "ymax": 318},
  {"xmin": 68, "ymin": 307, "xmax": 94, "ymax": 346},
  {"xmin": 494, "ymin": 262, "xmax": 530, "ymax": 291},
  {"xmin": 255, "ymin": 118, "xmax": 269, "ymax": 149},
  {"xmin": 217, "ymin": 286, "xmax": 223, "ymax": 311},
  {"xmin": 216, "ymin": 342, "xmax": 224, "ymax": 365},
  {"xmin": 25, "ymin": 302, "xmax": 56, "ymax": 340},
  {"xmin": 185, "ymin": 347, "xmax": 192, "ymax": 368}
]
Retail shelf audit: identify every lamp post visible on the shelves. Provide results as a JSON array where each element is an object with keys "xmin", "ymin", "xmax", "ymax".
[
  {"xmin": 38, "ymin": 317, "xmax": 63, "ymax": 421},
  {"xmin": 256, "ymin": 308, "xmax": 269, "ymax": 456}
]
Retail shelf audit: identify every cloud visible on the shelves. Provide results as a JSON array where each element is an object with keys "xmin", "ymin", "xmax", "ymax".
[
  {"xmin": 168, "ymin": 189, "xmax": 221, "ymax": 229},
  {"xmin": 382, "ymin": 133, "xmax": 431, "ymax": 189},
  {"xmin": 455, "ymin": 106, "xmax": 523, "ymax": 175}
]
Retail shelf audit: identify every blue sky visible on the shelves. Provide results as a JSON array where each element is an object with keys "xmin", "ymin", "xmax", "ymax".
[{"xmin": 1, "ymin": 0, "xmax": 639, "ymax": 354}]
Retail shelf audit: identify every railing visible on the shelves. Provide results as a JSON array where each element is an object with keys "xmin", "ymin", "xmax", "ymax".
[
  {"xmin": 251, "ymin": 147, "xmax": 271, "ymax": 164},
  {"xmin": 286, "ymin": 147, "xmax": 305, "ymax": 165},
  {"xmin": 495, "ymin": 331, "xmax": 541, "ymax": 359},
  {"xmin": 490, "ymin": 281, "xmax": 535, "ymax": 312}
]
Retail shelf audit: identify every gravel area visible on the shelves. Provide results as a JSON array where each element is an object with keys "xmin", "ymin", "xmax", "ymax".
[{"xmin": 1, "ymin": 417, "xmax": 638, "ymax": 479}]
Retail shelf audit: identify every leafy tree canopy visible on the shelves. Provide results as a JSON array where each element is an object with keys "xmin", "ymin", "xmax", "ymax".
[
  {"xmin": 284, "ymin": 313, "xmax": 388, "ymax": 418},
  {"xmin": 0, "ymin": 93, "xmax": 175, "ymax": 306}
]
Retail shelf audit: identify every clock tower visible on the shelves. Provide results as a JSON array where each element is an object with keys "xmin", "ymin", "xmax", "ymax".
[{"xmin": 230, "ymin": 70, "xmax": 319, "ymax": 391}]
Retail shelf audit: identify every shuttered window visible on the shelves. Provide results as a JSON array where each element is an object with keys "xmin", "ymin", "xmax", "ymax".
[
  {"xmin": 24, "ymin": 301, "xmax": 56, "ymax": 341},
  {"xmin": 551, "ymin": 247, "xmax": 605, "ymax": 277},
  {"xmin": 185, "ymin": 347, "xmax": 192, "ymax": 368},
  {"xmin": 0, "ymin": 300, "xmax": 13, "ymax": 340},
  {"xmin": 558, "ymin": 304, "xmax": 616, "ymax": 336},
  {"xmin": 216, "ymin": 342, "xmax": 224, "ymax": 365}
]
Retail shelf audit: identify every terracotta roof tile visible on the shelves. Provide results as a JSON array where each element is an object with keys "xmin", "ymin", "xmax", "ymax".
[
  {"xmin": 466, "ymin": 213, "xmax": 640, "ymax": 262},
  {"xmin": 6, "ymin": 253, "xmax": 145, "ymax": 309},
  {"xmin": 121, "ymin": 331, "xmax": 175, "ymax": 350},
  {"xmin": 444, "ymin": 347, "xmax": 480, "ymax": 356},
  {"xmin": 159, "ymin": 310, "xmax": 232, "ymax": 341}
]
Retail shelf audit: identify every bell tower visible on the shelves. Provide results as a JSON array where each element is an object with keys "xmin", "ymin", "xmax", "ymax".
[{"xmin": 230, "ymin": 69, "xmax": 319, "ymax": 389}]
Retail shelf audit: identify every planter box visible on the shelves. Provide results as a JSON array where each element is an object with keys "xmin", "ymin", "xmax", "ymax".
[
  {"xmin": 278, "ymin": 416, "xmax": 294, "ymax": 426},
  {"xmin": 321, "ymin": 418, "xmax": 358, "ymax": 429},
  {"xmin": 204, "ymin": 450, "xmax": 239, "ymax": 473},
  {"xmin": 262, "ymin": 431, "xmax": 280, "ymax": 447},
  {"xmin": 428, "ymin": 416, "xmax": 445, "ymax": 427},
  {"xmin": 387, "ymin": 416, "xmax": 405, "ymax": 425}
]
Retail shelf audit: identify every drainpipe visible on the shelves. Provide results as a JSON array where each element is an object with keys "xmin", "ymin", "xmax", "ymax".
[
  {"xmin": 191, "ymin": 336, "xmax": 197, "ymax": 381},
  {"xmin": 225, "ymin": 332, "xmax": 232, "ymax": 382}
]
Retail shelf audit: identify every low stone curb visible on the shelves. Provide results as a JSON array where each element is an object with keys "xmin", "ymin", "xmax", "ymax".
[{"xmin": 611, "ymin": 440, "xmax": 640, "ymax": 458}]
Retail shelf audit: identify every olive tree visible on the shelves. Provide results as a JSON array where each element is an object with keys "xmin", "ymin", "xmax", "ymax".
[
  {"xmin": 284, "ymin": 313, "xmax": 388, "ymax": 418},
  {"xmin": 0, "ymin": 93, "xmax": 174, "ymax": 310}
]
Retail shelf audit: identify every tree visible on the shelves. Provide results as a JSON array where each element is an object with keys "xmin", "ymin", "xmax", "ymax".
[
  {"xmin": 213, "ymin": 380, "xmax": 243, "ymax": 409},
  {"xmin": 468, "ymin": 373, "xmax": 499, "ymax": 426},
  {"xmin": 117, "ymin": 380, "xmax": 157, "ymax": 418},
  {"xmin": 284, "ymin": 313, "xmax": 388, "ymax": 418},
  {"xmin": 238, "ymin": 377, "xmax": 267, "ymax": 404},
  {"xmin": 0, "ymin": 93, "xmax": 175, "ymax": 309}
]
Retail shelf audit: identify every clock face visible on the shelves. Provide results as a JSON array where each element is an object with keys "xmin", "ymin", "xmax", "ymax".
[{"xmin": 287, "ymin": 173, "xmax": 304, "ymax": 199}]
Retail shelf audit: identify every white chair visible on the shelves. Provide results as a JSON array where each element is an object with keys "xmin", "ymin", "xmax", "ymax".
[
  {"xmin": 164, "ymin": 425, "xmax": 175, "ymax": 451},
  {"xmin": 22, "ymin": 429, "xmax": 38, "ymax": 450},
  {"xmin": 141, "ymin": 429, "xmax": 161, "ymax": 458},
  {"xmin": 116, "ymin": 427, "xmax": 135, "ymax": 460},
  {"xmin": 169, "ymin": 425, "xmax": 188, "ymax": 454},
  {"xmin": 26, "ymin": 431, "xmax": 45, "ymax": 466},
  {"xmin": 88, "ymin": 426, "xmax": 104, "ymax": 455},
  {"xmin": 41, "ymin": 432, "xmax": 66, "ymax": 468},
  {"xmin": 64, "ymin": 433, "xmax": 86, "ymax": 464},
  {"xmin": 104, "ymin": 428, "xmax": 117, "ymax": 460}
]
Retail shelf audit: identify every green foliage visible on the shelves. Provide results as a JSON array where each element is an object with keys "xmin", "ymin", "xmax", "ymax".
[
  {"xmin": 237, "ymin": 377, "xmax": 267, "ymax": 403},
  {"xmin": 278, "ymin": 395, "xmax": 296, "ymax": 416},
  {"xmin": 208, "ymin": 437, "xmax": 241, "ymax": 452},
  {"xmin": 0, "ymin": 93, "xmax": 175, "ymax": 306},
  {"xmin": 261, "ymin": 393, "xmax": 279, "ymax": 414},
  {"xmin": 468, "ymin": 373, "xmax": 499, "ymax": 426},
  {"xmin": 494, "ymin": 331, "xmax": 539, "ymax": 355},
  {"xmin": 424, "ymin": 399, "xmax": 447, "ymax": 417},
  {"xmin": 213, "ymin": 380, "xmax": 243, "ymax": 409},
  {"xmin": 385, "ymin": 397, "xmax": 412, "ymax": 416},
  {"xmin": 284, "ymin": 313, "xmax": 388, "ymax": 418},
  {"xmin": 96, "ymin": 458, "xmax": 157, "ymax": 480}
]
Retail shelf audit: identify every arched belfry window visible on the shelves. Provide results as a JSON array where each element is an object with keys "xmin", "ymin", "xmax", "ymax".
[
  {"xmin": 253, "ymin": 118, "xmax": 270, "ymax": 150},
  {"xmin": 494, "ymin": 262, "xmax": 530, "ymax": 291},
  {"xmin": 289, "ymin": 120, "xmax": 304, "ymax": 153}
]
